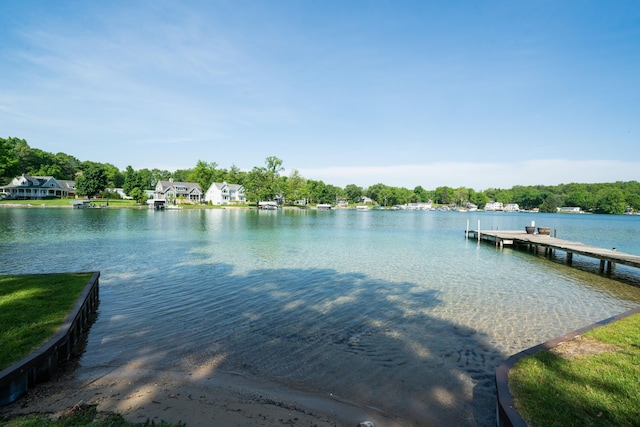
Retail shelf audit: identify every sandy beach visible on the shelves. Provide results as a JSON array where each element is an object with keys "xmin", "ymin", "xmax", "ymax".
[{"xmin": 0, "ymin": 363, "xmax": 412, "ymax": 427}]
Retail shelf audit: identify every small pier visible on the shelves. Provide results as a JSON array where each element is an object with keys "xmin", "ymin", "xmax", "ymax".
[{"xmin": 466, "ymin": 229, "xmax": 640, "ymax": 274}]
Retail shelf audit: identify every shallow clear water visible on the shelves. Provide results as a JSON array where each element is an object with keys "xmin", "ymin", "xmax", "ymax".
[{"xmin": 2, "ymin": 208, "xmax": 640, "ymax": 425}]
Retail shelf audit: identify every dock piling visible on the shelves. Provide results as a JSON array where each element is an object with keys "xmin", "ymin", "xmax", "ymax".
[{"xmin": 468, "ymin": 229, "xmax": 640, "ymax": 278}]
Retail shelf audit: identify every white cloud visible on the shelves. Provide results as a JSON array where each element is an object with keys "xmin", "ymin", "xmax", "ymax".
[{"xmin": 298, "ymin": 159, "xmax": 640, "ymax": 190}]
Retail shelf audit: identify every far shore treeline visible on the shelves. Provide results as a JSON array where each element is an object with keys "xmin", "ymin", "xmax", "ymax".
[{"xmin": 1, "ymin": 136, "xmax": 639, "ymax": 214}]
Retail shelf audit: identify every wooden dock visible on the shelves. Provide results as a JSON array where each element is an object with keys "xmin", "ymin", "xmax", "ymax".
[{"xmin": 466, "ymin": 229, "xmax": 640, "ymax": 274}]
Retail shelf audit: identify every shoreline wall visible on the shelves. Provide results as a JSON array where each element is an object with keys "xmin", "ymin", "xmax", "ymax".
[
  {"xmin": 495, "ymin": 305, "xmax": 640, "ymax": 427},
  {"xmin": 0, "ymin": 271, "xmax": 100, "ymax": 406}
]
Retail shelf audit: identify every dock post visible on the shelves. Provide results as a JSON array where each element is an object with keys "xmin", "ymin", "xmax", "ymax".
[
  {"xmin": 607, "ymin": 261, "xmax": 616, "ymax": 274},
  {"xmin": 466, "ymin": 220, "xmax": 469, "ymax": 239},
  {"xmin": 566, "ymin": 252, "xmax": 573, "ymax": 265},
  {"xmin": 599, "ymin": 260, "xmax": 605, "ymax": 273},
  {"xmin": 477, "ymin": 220, "xmax": 480, "ymax": 242}
]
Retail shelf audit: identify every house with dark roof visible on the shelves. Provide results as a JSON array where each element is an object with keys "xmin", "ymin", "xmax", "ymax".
[
  {"xmin": 204, "ymin": 182, "xmax": 246, "ymax": 205},
  {"xmin": 155, "ymin": 178, "xmax": 202, "ymax": 203},
  {"xmin": 0, "ymin": 174, "xmax": 74, "ymax": 200}
]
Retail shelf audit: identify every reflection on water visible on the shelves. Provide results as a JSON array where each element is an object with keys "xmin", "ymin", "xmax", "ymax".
[{"xmin": 1, "ymin": 208, "xmax": 640, "ymax": 425}]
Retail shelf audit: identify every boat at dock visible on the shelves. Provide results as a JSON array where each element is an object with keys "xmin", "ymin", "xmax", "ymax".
[{"xmin": 258, "ymin": 201, "xmax": 278, "ymax": 210}]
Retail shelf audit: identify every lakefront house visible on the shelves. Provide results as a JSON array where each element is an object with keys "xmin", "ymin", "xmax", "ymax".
[
  {"xmin": 0, "ymin": 174, "xmax": 75, "ymax": 200},
  {"xmin": 204, "ymin": 182, "xmax": 246, "ymax": 205},
  {"xmin": 155, "ymin": 178, "xmax": 203, "ymax": 203}
]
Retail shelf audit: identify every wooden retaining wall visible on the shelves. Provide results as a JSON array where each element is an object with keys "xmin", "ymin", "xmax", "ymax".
[
  {"xmin": 495, "ymin": 306, "xmax": 640, "ymax": 427},
  {"xmin": 0, "ymin": 271, "xmax": 100, "ymax": 406}
]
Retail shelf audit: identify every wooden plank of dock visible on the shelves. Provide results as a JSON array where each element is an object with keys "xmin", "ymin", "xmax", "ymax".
[{"xmin": 466, "ymin": 230, "xmax": 640, "ymax": 272}]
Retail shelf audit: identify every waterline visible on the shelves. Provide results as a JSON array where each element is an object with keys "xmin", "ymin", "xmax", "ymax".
[{"xmin": 2, "ymin": 208, "xmax": 640, "ymax": 425}]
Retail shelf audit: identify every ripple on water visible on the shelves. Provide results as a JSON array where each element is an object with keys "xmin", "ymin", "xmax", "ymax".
[{"xmin": 3, "ymin": 209, "xmax": 640, "ymax": 426}]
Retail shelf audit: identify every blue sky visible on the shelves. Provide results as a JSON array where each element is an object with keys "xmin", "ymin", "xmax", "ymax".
[{"xmin": 1, "ymin": 1, "xmax": 639, "ymax": 190}]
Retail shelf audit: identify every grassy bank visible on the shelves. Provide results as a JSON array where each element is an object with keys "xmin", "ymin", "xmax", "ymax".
[
  {"xmin": 0, "ymin": 199, "xmax": 249, "ymax": 209},
  {"xmin": 0, "ymin": 273, "xmax": 93, "ymax": 370},
  {"xmin": 0, "ymin": 404, "xmax": 184, "ymax": 427},
  {"xmin": 0, "ymin": 274, "xmax": 185, "ymax": 427},
  {"xmin": 509, "ymin": 313, "xmax": 640, "ymax": 426},
  {"xmin": 0, "ymin": 199, "xmax": 140, "ymax": 208}
]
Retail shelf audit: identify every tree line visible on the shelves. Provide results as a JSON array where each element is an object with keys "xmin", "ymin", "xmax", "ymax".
[{"xmin": 1, "ymin": 136, "xmax": 639, "ymax": 214}]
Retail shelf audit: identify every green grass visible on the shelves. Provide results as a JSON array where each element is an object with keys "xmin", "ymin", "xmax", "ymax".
[
  {"xmin": 0, "ymin": 199, "xmax": 74, "ymax": 207},
  {"xmin": 0, "ymin": 199, "xmax": 254, "ymax": 209},
  {"xmin": 0, "ymin": 404, "xmax": 185, "ymax": 426},
  {"xmin": 0, "ymin": 275, "xmax": 185, "ymax": 427},
  {"xmin": 0, "ymin": 198, "xmax": 142, "ymax": 208},
  {"xmin": 0, "ymin": 273, "xmax": 93, "ymax": 371},
  {"xmin": 509, "ymin": 313, "xmax": 640, "ymax": 427}
]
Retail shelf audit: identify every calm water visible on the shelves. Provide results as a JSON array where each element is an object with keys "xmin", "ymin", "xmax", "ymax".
[{"xmin": 2, "ymin": 208, "xmax": 640, "ymax": 425}]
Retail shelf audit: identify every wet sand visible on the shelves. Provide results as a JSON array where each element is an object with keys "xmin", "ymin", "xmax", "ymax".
[{"xmin": 0, "ymin": 364, "xmax": 413, "ymax": 427}]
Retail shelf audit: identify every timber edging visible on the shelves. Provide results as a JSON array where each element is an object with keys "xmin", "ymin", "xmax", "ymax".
[
  {"xmin": 0, "ymin": 271, "xmax": 100, "ymax": 406},
  {"xmin": 495, "ymin": 305, "xmax": 640, "ymax": 427}
]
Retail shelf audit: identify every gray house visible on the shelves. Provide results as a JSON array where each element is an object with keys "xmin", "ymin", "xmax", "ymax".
[
  {"xmin": 0, "ymin": 174, "xmax": 75, "ymax": 200},
  {"xmin": 155, "ymin": 178, "xmax": 203, "ymax": 203}
]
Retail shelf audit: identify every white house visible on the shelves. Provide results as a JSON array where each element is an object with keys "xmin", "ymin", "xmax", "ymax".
[
  {"xmin": 204, "ymin": 182, "xmax": 246, "ymax": 205},
  {"xmin": 558, "ymin": 206, "xmax": 583, "ymax": 213},
  {"xmin": 484, "ymin": 201, "xmax": 504, "ymax": 211},
  {"xmin": 504, "ymin": 203, "xmax": 520, "ymax": 212},
  {"xmin": 155, "ymin": 178, "xmax": 203, "ymax": 203},
  {"xmin": 407, "ymin": 201, "xmax": 433, "ymax": 210},
  {"xmin": 0, "ymin": 174, "xmax": 74, "ymax": 200},
  {"xmin": 359, "ymin": 196, "xmax": 374, "ymax": 204}
]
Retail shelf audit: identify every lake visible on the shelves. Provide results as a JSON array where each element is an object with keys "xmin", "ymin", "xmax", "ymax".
[{"xmin": 2, "ymin": 207, "xmax": 640, "ymax": 425}]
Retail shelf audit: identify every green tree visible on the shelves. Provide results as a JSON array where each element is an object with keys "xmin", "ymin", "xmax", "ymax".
[
  {"xmin": 102, "ymin": 163, "xmax": 123, "ymax": 188},
  {"xmin": 265, "ymin": 156, "xmax": 284, "ymax": 199},
  {"xmin": 413, "ymin": 186, "xmax": 430, "ymax": 203},
  {"xmin": 13, "ymin": 139, "xmax": 39, "ymax": 173},
  {"xmin": 172, "ymin": 169, "xmax": 192, "ymax": 182},
  {"xmin": 470, "ymin": 191, "xmax": 489, "ymax": 208},
  {"xmin": 76, "ymin": 165, "xmax": 108, "ymax": 199},
  {"xmin": 137, "ymin": 168, "xmax": 154, "ymax": 189},
  {"xmin": 307, "ymin": 179, "xmax": 332, "ymax": 204},
  {"xmin": 32, "ymin": 163, "xmax": 62, "ymax": 178},
  {"xmin": 595, "ymin": 188, "xmax": 626, "ymax": 214},
  {"xmin": 53, "ymin": 152, "xmax": 81, "ymax": 180},
  {"xmin": 244, "ymin": 156, "xmax": 285, "ymax": 203},
  {"xmin": 377, "ymin": 186, "xmax": 396, "ymax": 206},
  {"xmin": 494, "ymin": 189, "xmax": 514, "ymax": 205},
  {"xmin": 129, "ymin": 187, "xmax": 148, "ymax": 204},
  {"xmin": 365, "ymin": 183, "xmax": 389, "ymax": 205},
  {"xmin": 244, "ymin": 166, "xmax": 269, "ymax": 204},
  {"xmin": 188, "ymin": 160, "xmax": 218, "ymax": 192},
  {"xmin": 284, "ymin": 169, "xmax": 307, "ymax": 204},
  {"xmin": 387, "ymin": 186, "xmax": 413, "ymax": 206},
  {"xmin": 564, "ymin": 188, "xmax": 588, "ymax": 209},
  {"xmin": 25, "ymin": 148, "xmax": 56, "ymax": 176},
  {"xmin": 325, "ymin": 184, "xmax": 343, "ymax": 205},
  {"xmin": 540, "ymin": 194, "xmax": 560, "ymax": 213},
  {"xmin": 512, "ymin": 186, "xmax": 545, "ymax": 210},
  {"xmin": 151, "ymin": 169, "xmax": 172, "ymax": 186},
  {"xmin": 453, "ymin": 187, "xmax": 470, "ymax": 207},
  {"xmin": 434, "ymin": 186, "xmax": 453, "ymax": 204},
  {"xmin": 344, "ymin": 184, "xmax": 363, "ymax": 203},
  {"xmin": 123, "ymin": 166, "xmax": 145, "ymax": 196},
  {"xmin": 624, "ymin": 182, "xmax": 640, "ymax": 211},
  {"xmin": 0, "ymin": 137, "xmax": 21, "ymax": 180},
  {"xmin": 224, "ymin": 164, "xmax": 244, "ymax": 185}
]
